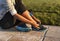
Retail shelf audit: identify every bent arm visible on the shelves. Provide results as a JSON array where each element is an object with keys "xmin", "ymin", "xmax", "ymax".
[
  {"xmin": 6, "ymin": 0, "xmax": 33, "ymax": 24},
  {"xmin": 14, "ymin": 14, "xmax": 33, "ymax": 24}
]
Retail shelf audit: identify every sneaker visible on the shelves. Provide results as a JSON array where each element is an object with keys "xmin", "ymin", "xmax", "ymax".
[
  {"xmin": 32, "ymin": 25, "xmax": 47, "ymax": 31},
  {"xmin": 16, "ymin": 23, "xmax": 32, "ymax": 32},
  {"xmin": 16, "ymin": 26, "xmax": 32, "ymax": 32}
]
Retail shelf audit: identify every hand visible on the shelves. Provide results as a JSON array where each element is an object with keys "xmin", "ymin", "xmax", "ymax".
[
  {"xmin": 36, "ymin": 19, "xmax": 41, "ymax": 24},
  {"xmin": 32, "ymin": 22, "xmax": 39, "ymax": 28}
]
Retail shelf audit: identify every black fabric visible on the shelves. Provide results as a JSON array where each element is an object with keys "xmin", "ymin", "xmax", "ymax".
[
  {"xmin": 0, "ymin": 12, "xmax": 14, "ymax": 29},
  {"xmin": 15, "ymin": 0, "xmax": 27, "ymax": 14},
  {"xmin": 0, "ymin": 12, "xmax": 21, "ymax": 29}
]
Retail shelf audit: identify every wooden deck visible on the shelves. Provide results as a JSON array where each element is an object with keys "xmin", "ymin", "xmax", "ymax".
[{"xmin": 0, "ymin": 25, "xmax": 60, "ymax": 41}]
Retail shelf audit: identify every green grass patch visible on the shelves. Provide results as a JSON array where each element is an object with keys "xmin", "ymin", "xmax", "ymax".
[{"xmin": 23, "ymin": 0, "xmax": 60, "ymax": 26}]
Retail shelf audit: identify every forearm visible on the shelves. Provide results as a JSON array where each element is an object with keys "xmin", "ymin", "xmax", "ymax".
[
  {"xmin": 31, "ymin": 15, "xmax": 38, "ymax": 21},
  {"xmin": 31, "ymin": 15, "xmax": 41, "ymax": 24},
  {"xmin": 30, "ymin": 13, "xmax": 38, "ymax": 21},
  {"xmin": 14, "ymin": 13, "xmax": 33, "ymax": 24}
]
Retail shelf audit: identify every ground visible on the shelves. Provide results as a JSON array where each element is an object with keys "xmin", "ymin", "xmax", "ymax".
[{"xmin": 0, "ymin": 25, "xmax": 60, "ymax": 41}]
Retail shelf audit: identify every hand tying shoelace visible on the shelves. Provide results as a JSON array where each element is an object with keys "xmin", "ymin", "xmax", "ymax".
[{"xmin": 32, "ymin": 23, "xmax": 47, "ymax": 31}]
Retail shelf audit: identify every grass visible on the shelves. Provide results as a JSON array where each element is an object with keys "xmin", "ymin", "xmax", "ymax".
[{"xmin": 23, "ymin": 0, "xmax": 60, "ymax": 26}]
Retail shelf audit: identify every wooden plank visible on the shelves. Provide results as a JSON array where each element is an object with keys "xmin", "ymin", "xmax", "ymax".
[
  {"xmin": 8, "ymin": 31, "xmax": 47, "ymax": 41},
  {"xmin": 0, "ymin": 25, "xmax": 48, "ymax": 41},
  {"xmin": 44, "ymin": 26, "xmax": 60, "ymax": 41}
]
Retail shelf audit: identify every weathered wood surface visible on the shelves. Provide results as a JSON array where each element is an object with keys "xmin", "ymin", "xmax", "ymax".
[
  {"xmin": 44, "ymin": 25, "xmax": 60, "ymax": 41},
  {"xmin": 0, "ymin": 25, "xmax": 48, "ymax": 41},
  {"xmin": 0, "ymin": 25, "xmax": 60, "ymax": 41}
]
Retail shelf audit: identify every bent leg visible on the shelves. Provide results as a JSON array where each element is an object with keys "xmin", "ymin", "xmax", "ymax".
[
  {"xmin": 15, "ymin": 0, "xmax": 37, "ymax": 24},
  {"xmin": 15, "ymin": 0, "xmax": 39, "ymax": 28}
]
